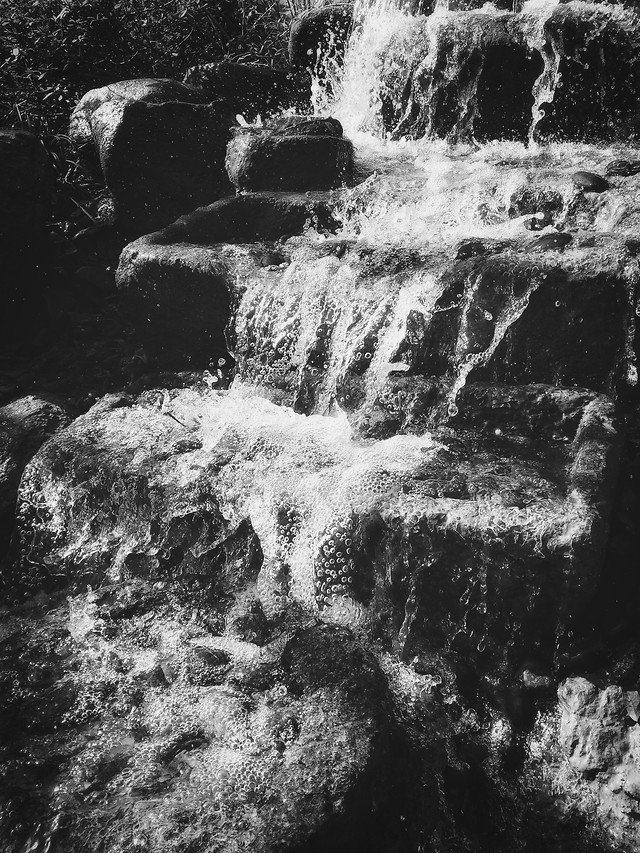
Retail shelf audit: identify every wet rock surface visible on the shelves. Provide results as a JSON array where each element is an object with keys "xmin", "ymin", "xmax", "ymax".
[
  {"xmin": 225, "ymin": 116, "xmax": 353, "ymax": 192},
  {"xmin": 0, "ymin": 587, "xmax": 398, "ymax": 853},
  {"xmin": 4, "ymin": 0, "xmax": 640, "ymax": 850},
  {"xmin": 183, "ymin": 61, "xmax": 311, "ymax": 121},
  {"xmin": 5, "ymin": 385, "xmax": 619, "ymax": 680},
  {"xmin": 289, "ymin": 4, "xmax": 353, "ymax": 73},
  {"xmin": 115, "ymin": 192, "xmax": 338, "ymax": 366}
]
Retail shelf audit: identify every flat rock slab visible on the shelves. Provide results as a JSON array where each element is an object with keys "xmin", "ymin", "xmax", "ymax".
[{"xmin": 8, "ymin": 384, "xmax": 619, "ymax": 669}]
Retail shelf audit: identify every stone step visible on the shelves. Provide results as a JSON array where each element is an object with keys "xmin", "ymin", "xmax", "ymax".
[{"xmin": 6, "ymin": 382, "xmax": 619, "ymax": 676}]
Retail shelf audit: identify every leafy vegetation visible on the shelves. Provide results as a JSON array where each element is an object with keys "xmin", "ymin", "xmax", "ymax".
[{"xmin": 0, "ymin": 0, "xmax": 294, "ymax": 136}]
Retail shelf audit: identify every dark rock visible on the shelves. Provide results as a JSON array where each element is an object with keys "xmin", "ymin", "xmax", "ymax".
[
  {"xmin": 527, "ymin": 232, "xmax": 573, "ymax": 251},
  {"xmin": 289, "ymin": 4, "xmax": 353, "ymax": 72},
  {"xmin": 266, "ymin": 115, "xmax": 345, "ymax": 137},
  {"xmin": 185, "ymin": 645, "xmax": 232, "ymax": 685},
  {"xmin": 423, "ymin": 247, "xmax": 630, "ymax": 396},
  {"xmin": 536, "ymin": 6, "xmax": 640, "ymax": 143},
  {"xmin": 571, "ymin": 171, "xmax": 610, "ymax": 193},
  {"xmin": 0, "ymin": 129, "xmax": 53, "ymax": 240},
  {"xmin": 377, "ymin": 5, "xmax": 640, "ymax": 143},
  {"xmin": 69, "ymin": 78, "xmax": 233, "ymax": 237},
  {"xmin": 382, "ymin": 17, "xmax": 543, "ymax": 142},
  {"xmin": 0, "ymin": 397, "xmax": 71, "ymax": 558},
  {"xmin": 533, "ymin": 677, "xmax": 640, "ymax": 850},
  {"xmin": 456, "ymin": 239, "xmax": 487, "ymax": 260},
  {"xmin": 605, "ymin": 158, "xmax": 640, "ymax": 177},
  {"xmin": 115, "ymin": 192, "xmax": 338, "ymax": 367},
  {"xmin": 6, "ymin": 393, "xmax": 265, "ymax": 595},
  {"xmin": 183, "ymin": 61, "xmax": 311, "ymax": 120},
  {"xmin": 225, "ymin": 116, "xmax": 353, "ymax": 192},
  {"xmin": 225, "ymin": 597, "xmax": 269, "ymax": 645}
]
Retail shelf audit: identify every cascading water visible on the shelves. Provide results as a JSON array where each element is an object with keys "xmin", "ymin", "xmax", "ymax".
[
  {"xmin": 233, "ymin": 0, "xmax": 640, "ymax": 425},
  {"xmin": 5, "ymin": 2, "xmax": 640, "ymax": 851}
]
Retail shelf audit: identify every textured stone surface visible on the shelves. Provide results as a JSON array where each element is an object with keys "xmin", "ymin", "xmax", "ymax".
[
  {"xmin": 183, "ymin": 61, "xmax": 311, "ymax": 120},
  {"xmin": 0, "ymin": 396, "xmax": 71, "ymax": 558},
  {"xmin": 69, "ymin": 78, "xmax": 232, "ymax": 236},
  {"xmin": 528, "ymin": 677, "xmax": 640, "ymax": 851},
  {"xmin": 0, "ymin": 585, "xmax": 397, "ymax": 853}
]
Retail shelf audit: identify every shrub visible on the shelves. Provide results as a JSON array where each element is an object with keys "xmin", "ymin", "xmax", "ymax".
[{"xmin": 0, "ymin": 0, "xmax": 292, "ymax": 135}]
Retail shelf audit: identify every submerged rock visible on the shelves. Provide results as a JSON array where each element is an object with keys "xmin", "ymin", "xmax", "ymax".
[
  {"xmin": 69, "ymin": 78, "xmax": 233, "ymax": 236},
  {"xmin": 225, "ymin": 116, "xmax": 353, "ymax": 192},
  {"xmin": 572, "ymin": 171, "xmax": 610, "ymax": 193},
  {"xmin": 527, "ymin": 232, "xmax": 573, "ymax": 251}
]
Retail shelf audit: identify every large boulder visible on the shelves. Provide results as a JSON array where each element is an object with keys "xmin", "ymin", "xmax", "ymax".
[
  {"xmin": 529, "ymin": 677, "xmax": 640, "ymax": 851},
  {"xmin": 6, "ymin": 384, "xmax": 619, "ymax": 674},
  {"xmin": 0, "ymin": 396, "xmax": 70, "ymax": 559},
  {"xmin": 115, "ymin": 192, "xmax": 338, "ymax": 366},
  {"xmin": 225, "ymin": 116, "xmax": 353, "ymax": 192},
  {"xmin": 69, "ymin": 79, "xmax": 233, "ymax": 237},
  {"xmin": 183, "ymin": 61, "xmax": 311, "ymax": 120}
]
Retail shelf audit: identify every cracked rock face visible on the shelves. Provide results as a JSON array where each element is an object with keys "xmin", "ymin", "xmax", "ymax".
[{"xmin": 529, "ymin": 677, "xmax": 640, "ymax": 852}]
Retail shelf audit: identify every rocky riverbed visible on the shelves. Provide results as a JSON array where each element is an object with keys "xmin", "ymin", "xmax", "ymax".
[{"xmin": 2, "ymin": 0, "xmax": 640, "ymax": 851}]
